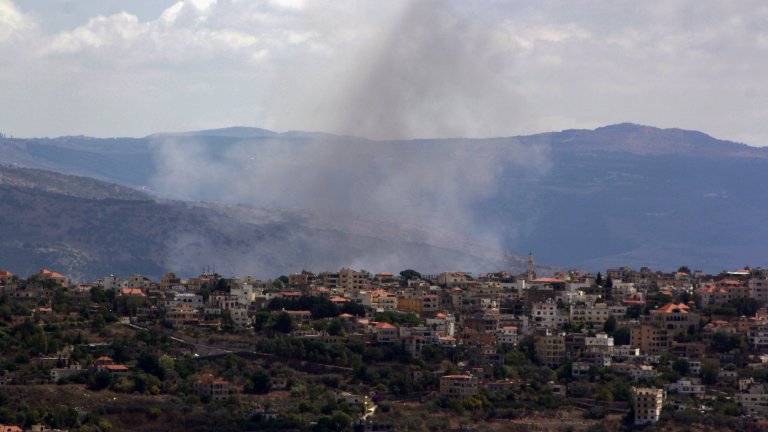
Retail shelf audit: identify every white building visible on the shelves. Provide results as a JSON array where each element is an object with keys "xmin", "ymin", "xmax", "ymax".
[
  {"xmin": 664, "ymin": 379, "xmax": 705, "ymax": 397},
  {"xmin": 532, "ymin": 298, "xmax": 567, "ymax": 329},
  {"xmin": 737, "ymin": 383, "xmax": 768, "ymax": 417},
  {"xmin": 166, "ymin": 293, "xmax": 203, "ymax": 310},
  {"xmin": 497, "ymin": 326, "xmax": 519, "ymax": 346}
]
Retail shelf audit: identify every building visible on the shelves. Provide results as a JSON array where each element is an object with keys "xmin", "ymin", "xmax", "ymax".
[
  {"xmin": 633, "ymin": 387, "xmax": 664, "ymax": 425},
  {"xmin": 439, "ymin": 375, "xmax": 479, "ymax": 397},
  {"xmin": 583, "ymin": 333, "xmax": 614, "ymax": 366},
  {"xmin": 35, "ymin": 268, "xmax": 68, "ymax": 287},
  {"xmin": 50, "ymin": 363, "xmax": 82, "ymax": 382},
  {"xmin": 738, "ymin": 383, "xmax": 768, "ymax": 417},
  {"xmin": 534, "ymin": 330, "xmax": 566, "ymax": 368},
  {"xmin": 338, "ymin": 268, "xmax": 370, "ymax": 292},
  {"xmin": 631, "ymin": 323, "xmax": 670, "ymax": 355},
  {"xmin": 664, "ymin": 379, "xmax": 705, "ymax": 398},
  {"xmin": 337, "ymin": 391, "xmax": 371, "ymax": 409},
  {"xmin": 531, "ymin": 298, "xmax": 567, "ymax": 329},
  {"xmin": 648, "ymin": 303, "xmax": 700, "ymax": 336},
  {"xmin": 194, "ymin": 373, "xmax": 231, "ymax": 401},
  {"xmin": 373, "ymin": 322, "xmax": 398, "ymax": 344},
  {"xmin": 749, "ymin": 320, "xmax": 768, "ymax": 350},
  {"xmin": 497, "ymin": 326, "xmax": 518, "ymax": 346}
]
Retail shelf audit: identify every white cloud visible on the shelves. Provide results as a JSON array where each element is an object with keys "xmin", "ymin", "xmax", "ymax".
[
  {"xmin": 0, "ymin": 0, "xmax": 34, "ymax": 42},
  {"xmin": 0, "ymin": 0, "xmax": 766, "ymax": 145}
]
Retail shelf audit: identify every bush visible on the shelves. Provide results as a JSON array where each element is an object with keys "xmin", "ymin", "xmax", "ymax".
[
  {"xmin": 584, "ymin": 405, "xmax": 606, "ymax": 419},
  {"xmin": 146, "ymin": 406, "xmax": 162, "ymax": 420}
]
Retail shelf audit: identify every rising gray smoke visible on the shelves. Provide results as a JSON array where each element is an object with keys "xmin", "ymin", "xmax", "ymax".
[
  {"xmin": 333, "ymin": 0, "xmax": 523, "ymax": 141},
  {"xmin": 149, "ymin": 1, "xmax": 551, "ymax": 276}
]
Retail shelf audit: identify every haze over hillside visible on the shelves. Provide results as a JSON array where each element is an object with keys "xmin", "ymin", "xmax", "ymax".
[
  {"xmin": 1, "ymin": 123, "xmax": 767, "ymax": 275},
  {"xmin": 0, "ymin": 165, "xmax": 533, "ymax": 281}
]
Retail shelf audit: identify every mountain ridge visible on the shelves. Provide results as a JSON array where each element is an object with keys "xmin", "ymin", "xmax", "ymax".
[{"xmin": 1, "ymin": 123, "xmax": 766, "ymax": 274}]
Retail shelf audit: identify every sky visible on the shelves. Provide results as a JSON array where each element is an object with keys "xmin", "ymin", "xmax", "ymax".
[{"xmin": 1, "ymin": 0, "xmax": 767, "ymax": 145}]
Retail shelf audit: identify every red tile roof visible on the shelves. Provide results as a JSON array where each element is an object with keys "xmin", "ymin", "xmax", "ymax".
[
  {"xmin": 374, "ymin": 322, "xmax": 396, "ymax": 329},
  {"xmin": 655, "ymin": 303, "xmax": 690, "ymax": 313},
  {"xmin": 104, "ymin": 364, "xmax": 129, "ymax": 372},
  {"xmin": 39, "ymin": 268, "xmax": 66, "ymax": 279},
  {"xmin": 120, "ymin": 288, "xmax": 145, "ymax": 297}
]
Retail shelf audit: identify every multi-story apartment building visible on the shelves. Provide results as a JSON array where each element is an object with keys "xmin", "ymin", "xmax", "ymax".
[
  {"xmin": 532, "ymin": 298, "xmax": 567, "ymax": 329},
  {"xmin": 569, "ymin": 303, "xmax": 625, "ymax": 326},
  {"xmin": 748, "ymin": 320, "xmax": 768, "ymax": 350},
  {"xmin": 738, "ymin": 383, "xmax": 768, "ymax": 417},
  {"xmin": 339, "ymin": 268, "xmax": 370, "ymax": 292},
  {"xmin": 632, "ymin": 387, "xmax": 664, "ymax": 425},
  {"xmin": 534, "ymin": 329, "xmax": 566, "ymax": 368},
  {"xmin": 749, "ymin": 271, "xmax": 768, "ymax": 303},
  {"xmin": 631, "ymin": 323, "xmax": 670, "ymax": 355},
  {"xmin": 440, "ymin": 375, "xmax": 479, "ymax": 397},
  {"xmin": 583, "ymin": 333, "xmax": 614, "ymax": 366}
]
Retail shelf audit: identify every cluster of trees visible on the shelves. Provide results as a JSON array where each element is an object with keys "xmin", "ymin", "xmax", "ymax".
[
  {"xmin": 0, "ymin": 390, "xmax": 112, "ymax": 431},
  {"xmin": 373, "ymin": 311, "xmax": 420, "ymax": 326},
  {"xmin": 704, "ymin": 297, "xmax": 763, "ymax": 317},
  {"xmin": 266, "ymin": 295, "xmax": 365, "ymax": 319}
]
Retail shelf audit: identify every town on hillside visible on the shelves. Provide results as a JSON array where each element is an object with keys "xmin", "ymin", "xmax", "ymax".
[{"xmin": 2, "ymin": 259, "xmax": 768, "ymax": 431}]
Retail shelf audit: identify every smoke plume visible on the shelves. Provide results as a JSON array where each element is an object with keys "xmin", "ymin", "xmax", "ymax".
[{"xmin": 149, "ymin": 1, "xmax": 551, "ymax": 276}]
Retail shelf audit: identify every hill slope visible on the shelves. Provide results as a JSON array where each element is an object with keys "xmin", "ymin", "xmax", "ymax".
[
  {"xmin": 1, "ymin": 123, "xmax": 767, "ymax": 273},
  {"xmin": 0, "ymin": 166, "xmax": 529, "ymax": 280}
]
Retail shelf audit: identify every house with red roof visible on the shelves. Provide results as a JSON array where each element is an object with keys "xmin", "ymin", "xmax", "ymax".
[
  {"xmin": 119, "ymin": 287, "xmax": 146, "ymax": 297},
  {"xmin": 93, "ymin": 356, "xmax": 129, "ymax": 375},
  {"xmin": 35, "ymin": 268, "xmax": 68, "ymax": 287},
  {"xmin": 0, "ymin": 270, "xmax": 13, "ymax": 285},
  {"xmin": 194, "ymin": 373, "xmax": 230, "ymax": 401},
  {"xmin": 649, "ymin": 303, "xmax": 700, "ymax": 335},
  {"xmin": 372, "ymin": 321, "xmax": 398, "ymax": 344},
  {"xmin": 696, "ymin": 279, "xmax": 750, "ymax": 307}
]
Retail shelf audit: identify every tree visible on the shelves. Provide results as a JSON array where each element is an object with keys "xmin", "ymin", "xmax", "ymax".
[
  {"xmin": 158, "ymin": 354, "xmax": 175, "ymax": 379},
  {"xmin": 673, "ymin": 358, "xmax": 690, "ymax": 376},
  {"xmin": 728, "ymin": 297, "xmax": 762, "ymax": 317},
  {"xmin": 137, "ymin": 352, "xmax": 163, "ymax": 378},
  {"xmin": 710, "ymin": 332, "xmax": 742, "ymax": 353},
  {"xmin": 245, "ymin": 370, "xmax": 271, "ymax": 394},
  {"xmin": 328, "ymin": 319, "xmax": 344, "ymax": 336},
  {"xmin": 701, "ymin": 361, "xmax": 718, "ymax": 385},
  {"xmin": 613, "ymin": 327, "xmax": 631, "ymax": 345},
  {"xmin": 399, "ymin": 269, "xmax": 421, "ymax": 281},
  {"xmin": 677, "ymin": 266, "xmax": 691, "ymax": 274},
  {"xmin": 595, "ymin": 272, "xmax": 603, "ymax": 287},
  {"xmin": 214, "ymin": 278, "xmax": 229, "ymax": 292},
  {"xmin": 273, "ymin": 312, "xmax": 294, "ymax": 333},
  {"xmin": 605, "ymin": 276, "xmax": 613, "ymax": 289},
  {"xmin": 603, "ymin": 316, "xmax": 617, "ymax": 334}
]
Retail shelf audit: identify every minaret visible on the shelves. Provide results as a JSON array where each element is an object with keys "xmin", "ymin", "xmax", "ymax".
[{"xmin": 526, "ymin": 252, "xmax": 536, "ymax": 282}]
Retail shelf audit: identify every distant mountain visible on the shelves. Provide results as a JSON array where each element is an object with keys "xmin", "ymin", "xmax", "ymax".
[
  {"xmin": 539, "ymin": 123, "xmax": 766, "ymax": 158},
  {"xmin": 148, "ymin": 126, "xmax": 279, "ymax": 139},
  {"xmin": 0, "ymin": 166, "xmax": 532, "ymax": 281},
  {"xmin": 1, "ymin": 123, "xmax": 766, "ymax": 273}
]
